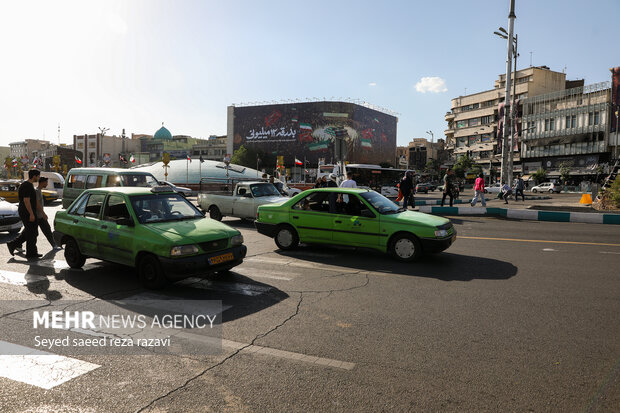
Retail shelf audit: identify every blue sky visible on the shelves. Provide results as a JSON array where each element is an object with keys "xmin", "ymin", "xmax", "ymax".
[{"xmin": 0, "ymin": 0, "xmax": 618, "ymax": 148}]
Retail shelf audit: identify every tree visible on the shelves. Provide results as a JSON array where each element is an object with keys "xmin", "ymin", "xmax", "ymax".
[
  {"xmin": 230, "ymin": 145, "xmax": 276, "ymax": 172},
  {"xmin": 424, "ymin": 159, "xmax": 441, "ymax": 176},
  {"xmin": 453, "ymin": 155, "xmax": 473, "ymax": 179},
  {"xmin": 558, "ymin": 161, "xmax": 573, "ymax": 185},
  {"xmin": 532, "ymin": 168, "xmax": 547, "ymax": 184}
]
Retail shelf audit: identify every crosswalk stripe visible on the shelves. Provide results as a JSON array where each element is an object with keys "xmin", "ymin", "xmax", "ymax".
[
  {"xmin": 232, "ymin": 267, "xmax": 295, "ymax": 281},
  {"xmin": 0, "ymin": 341, "xmax": 100, "ymax": 389},
  {"xmin": 0, "ymin": 270, "xmax": 48, "ymax": 286}
]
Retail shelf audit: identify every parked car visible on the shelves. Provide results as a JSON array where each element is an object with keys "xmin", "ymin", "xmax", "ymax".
[
  {"xmin": 53, "ymin": 186, "xmax": 246, "ymax": 288},
  {"xmin": 415, "ymin": 183, "xmax": 432, "ymax": 193},
  {"xmin": 273, "ymin": 181, "xmax": 302, "ymax": 197},
  {"xmin": 531, "ymin": 182, "xmax": 561, "ymax": 193},
  {"xmin": 0, "ymin": 180, "xmax": 20, "ymax": 203},
  {"xmin": 198, "ymin": 181, "xmax": 287, "ymax": 221},
  {"xmin": 62, "ymin": 168, "xmax": 161, "ymax": 208},
  {"xmin": 485, "ymin": 183, "xmax": 502, "ymax": 194},
  {"xmin": 159, "ymin": 181, "xmax": 192, "ymax": 197},
  {"xmin": 0, "ymin": 197, "xmax": 22, "ymax": 234},
  {"xmin": 255, "ymin": 188, "xmax": 456, "ymax": 262}
]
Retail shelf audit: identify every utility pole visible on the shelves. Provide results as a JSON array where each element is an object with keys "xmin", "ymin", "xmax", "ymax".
[
  {"xmin": 500, "ymin": 0, "xmax": 516, "ymax": 186},
  {"xmin": 98, "ymin": 126, "xmax": 109, "ymax": 168}
]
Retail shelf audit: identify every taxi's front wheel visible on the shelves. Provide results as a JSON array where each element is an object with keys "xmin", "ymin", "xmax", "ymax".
[
  {"xmin": 137, "ymin": 254, "xmax": 168, "ymax": 289},
  {"xmin": 65, "ymin": 238, "xmax": 85, "ymax": 269},
  {"xmin": 275, "ymin": 225, "xmax": 299, "ymax": 250},
  {"xmin": 389, "ymin": 233, "xmax": 422, "ymax": 262}
]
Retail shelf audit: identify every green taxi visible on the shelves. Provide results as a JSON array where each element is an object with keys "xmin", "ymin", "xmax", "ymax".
[
  {"xmin": 53, "ymin": 186, "xmax": 246, "ymax": 288},
  {"xmin": 255, "ymin": 188, "xmax": 456, "ymax": 261}
]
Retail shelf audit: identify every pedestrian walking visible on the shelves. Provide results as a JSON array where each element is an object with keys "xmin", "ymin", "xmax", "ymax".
[
  {"xmin": 314, "ymin": 177, "xmax": 324, "ymax": 188},
  {"xmin": 514, "ymin": 174, "xmax": 525, "ymax": 201},
  {"xmin": 16, "ymin": 177, "xmax": 60, "ymax": 251},
  {"xmin": 441, "ymin": 169, "xmax": 455, "ymax": 207},
  {"xmin": 470, "ymin": 173, "xmax": 487, "ymax": 207},
  {"xmin": 399, "ymin": 171, "xmax": 415, "ymax": 209},
  {"xmin": 7, "ymin": 169, "xmax": 41, "ymax": 259}
]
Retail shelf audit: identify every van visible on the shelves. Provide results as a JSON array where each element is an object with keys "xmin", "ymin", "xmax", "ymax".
[
  {"xmin": 24, "ymin": 171, "xmax": 65, "ymax": 198},
  {"xmin": 62, "ymin": 168, "xmax": 160, "ymax": 208}
]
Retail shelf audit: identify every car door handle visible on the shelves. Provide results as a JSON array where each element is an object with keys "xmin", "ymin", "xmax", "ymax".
[
  {"xmin": 292, "ymin": 216, "xmax": 299, "ymax": 219},
  {"xmin": 101, "ymin": 225, "xmax": 107, "ymax": 229},
  {"xmin": 334, "ymin": 220, "xmax": 342, "ymax": 224}
]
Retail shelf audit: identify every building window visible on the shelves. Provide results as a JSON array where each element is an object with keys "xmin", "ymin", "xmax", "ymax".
[
  {"xmin": 481, "ymin": 115, "xmax": 492, "ymax": 125},
  {"xmin": 589, "ymin": 112, "xmax": 593, "ymax": 125},
  {"xmin": 456, "ymin": 121, "xmax": 466, "ymax": 128},
  {"xmin": 469, "ymin": 118, "xmax": 479, "ymax": 127},
  {"xmin": 544, "ymin": 118, "xmax": 555, "ymax": 131},
  {"xmin": 88, "ymin": 142, "xmax": 96, "ymax": 148},
  {"xmin": 594, "ymin": 111, "xmax": 600, "ymax": 125},
  {"xmin": 77, "ymin": 143, "xmax": 84, "ymax": 149}
]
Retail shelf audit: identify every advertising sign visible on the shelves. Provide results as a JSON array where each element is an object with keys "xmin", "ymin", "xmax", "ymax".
[{"xmin": 232, "ymin": 102, "xmax": 397, "ymax": 166}]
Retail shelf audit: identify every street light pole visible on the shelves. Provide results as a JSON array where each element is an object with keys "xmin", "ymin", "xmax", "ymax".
[{"xmin": 500, "ymin": 0, "xmax": 516, "ymax": 186}]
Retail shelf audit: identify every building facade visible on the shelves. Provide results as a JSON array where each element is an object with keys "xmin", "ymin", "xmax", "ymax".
[
  {"xmin": 73, "ymin": 133, "xmax": 141, "ymax": 168},
  {"xmin": 445, "ymin": 66, "xmax": 569, "ymax": 175},
  {"xmin": 9, "ymin": 139, "xmax": 53, "ymax": 160},
  {"xmin": 520, "ymin": 81, "xmax": 612, "ymax": 181},
  {"xmin": 191, "ymin": 135, "xmax": 227, "ymax": 161}
]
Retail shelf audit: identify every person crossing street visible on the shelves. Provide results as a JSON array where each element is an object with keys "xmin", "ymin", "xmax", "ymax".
[
  {"xmin": 470, "ymin": 173, "xmax": 487, "ymax": 207},
  {"xmin": 7, "ymin": 169, "xmax": 41, "ymax": 259}
]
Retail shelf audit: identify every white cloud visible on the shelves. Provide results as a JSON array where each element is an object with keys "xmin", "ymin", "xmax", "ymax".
[
  {"xmin": 415, "ymin": 77, "xmax": 447, "ymax": 93},
  {"xmin": 368, "ymin": 82, "xmax": 377, "ymax": 87}
]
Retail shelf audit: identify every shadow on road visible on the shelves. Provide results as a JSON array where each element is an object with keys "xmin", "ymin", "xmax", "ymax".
[
  {"xmin": 58, "ymin": 260, "xmax": 288, "ymax": 323},
  {"xmin": 275, "ymin": 244, "xmax": 517, "ymax": 281}
]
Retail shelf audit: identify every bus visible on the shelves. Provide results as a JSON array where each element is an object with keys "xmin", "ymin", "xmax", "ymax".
[{"xmin": 318, "ymin": 164, "xmax": 411, "ymax": 198}]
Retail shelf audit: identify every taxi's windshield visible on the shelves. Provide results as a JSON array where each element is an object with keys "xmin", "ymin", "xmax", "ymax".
[
  {"xmin": 131, "ymin": 193, "xmax": 203, "ymax": 224},
  {"xmin": 250, "ymin": 183, "xmax": 282, "ymax": 197},
  {"xmin": 112, "ymin": 174, "xmax": 159, "ymax": 188},
  {"xmin": 360, "ymin": 191, "xmax": 401, "ymax": 214}
]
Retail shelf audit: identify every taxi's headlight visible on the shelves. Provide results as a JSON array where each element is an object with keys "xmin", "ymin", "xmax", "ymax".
[
  {"xmin": 434, "ymin": 229, "xmax": 448, "ymax": 238},
  {"xmin": 170, "ymin": 245, "xmax": 199, "ymax": 256},
  {"xmin": 231, "ymin": 234, "xmax": 244, "ymax": 246}
]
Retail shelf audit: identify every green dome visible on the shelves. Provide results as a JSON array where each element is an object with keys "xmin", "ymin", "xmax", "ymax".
[{"xmin": 154, "ymin": 124, "xmax": 172, "ymax": 140}]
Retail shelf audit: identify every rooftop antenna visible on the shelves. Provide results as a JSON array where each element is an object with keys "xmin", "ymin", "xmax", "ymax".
[
  {"xmin": 529, "ymin": 51, "xmax": 533, "ymax": 67},
  {"xmin": 57, "ymin": 123, "xmax": 61, "ymax": 144}
]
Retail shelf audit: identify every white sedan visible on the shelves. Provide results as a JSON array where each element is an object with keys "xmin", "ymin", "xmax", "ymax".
[
  {"xmin": 0, "ymin": 197, "xmax": 22, "ymax": 234},
  {"xmin": 484, "ymin": 183, "xmax": 502, "ymax": 194}
]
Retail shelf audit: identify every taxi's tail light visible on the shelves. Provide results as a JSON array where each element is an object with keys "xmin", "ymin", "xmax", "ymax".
[{"xmin": 256, "ymin": 211, "xmax": 259, "ymax": 220}]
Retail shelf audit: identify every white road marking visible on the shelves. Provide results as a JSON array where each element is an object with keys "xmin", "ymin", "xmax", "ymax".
[
  {"xmin": 245, "ymin": 256, "xmax": 359, "ymax": 273},
  {"xmin": 0, "ymin": 270, "xmax": 47, "ymax": 286},
  {"xmin": 600, "ymin": 251, "xmax": 620, "ymax": 255},
  {"xmin": 542, "ymin": 248, "xmax": 557, "ymax": 252},
  {"xmin": 232, "ymin": 267, "xmax": 295, "ymax": 281},
  {"xmin": 0, "ymin": 341, "xmax": 100, "ymax": 389}
]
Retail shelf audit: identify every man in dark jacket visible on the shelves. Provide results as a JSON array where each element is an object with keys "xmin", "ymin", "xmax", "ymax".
[
  {"xmin": 441, "ymin": 169, "xmax": 455, "ymax": 207},
  {"xmin": 8, "ymin": 169, "xmax": 41, "ymax": 259},
  {"xmin": 400, "ymin": 171, "xmax": 415, "ymax": 209}
]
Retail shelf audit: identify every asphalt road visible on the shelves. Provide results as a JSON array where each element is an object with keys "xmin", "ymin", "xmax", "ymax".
[{"xmin": 0, "ymin": 201, "xmax": 618, "ymax": 412}]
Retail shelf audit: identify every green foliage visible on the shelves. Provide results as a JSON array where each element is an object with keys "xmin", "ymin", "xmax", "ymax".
[
  {"xmin": 424, "ymin": 159, "xmax": 441, "ymax": 175},
  {"xmin": 230, "ymin": 145, "xmax": 275, "ymax": 171},
  {"xmin": 532, "ymin": 168, "xmax": 547, "ymax": 184},
  {"xmin": 608, "ymin": 179, "xmax": 620, "ymax": 208},
  {"xmin": 558, "ymin": 161, "xmax": 573, "ymax": 184},
  {"xmin": 452, "ymin": 155, "xmax": 473, "ymax": 179}
]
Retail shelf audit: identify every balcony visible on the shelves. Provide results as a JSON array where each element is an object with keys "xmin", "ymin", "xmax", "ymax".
[{"xmin": 445, "ymin": 111, "xmax": 455, "ymax": 121}]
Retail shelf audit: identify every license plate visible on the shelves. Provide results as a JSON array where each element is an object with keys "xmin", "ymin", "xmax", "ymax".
[{"xmin": 208, "ymin": 252, "xmax": 234, "ymax": 265}]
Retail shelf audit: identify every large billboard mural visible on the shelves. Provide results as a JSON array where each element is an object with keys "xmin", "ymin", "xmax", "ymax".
[{"xmin": 231, "ymin": 101, "xmax": 397, "ymax": 165}]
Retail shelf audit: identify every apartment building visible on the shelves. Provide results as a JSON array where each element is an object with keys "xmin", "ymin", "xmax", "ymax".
[{"xmin": 445, "ymin": 66, "xmax": 568, "ymax": 174}]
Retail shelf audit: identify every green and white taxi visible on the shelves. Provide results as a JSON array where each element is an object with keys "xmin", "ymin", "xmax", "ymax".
[
  {"xmin": 255, "ymin": 188, "xmax": 456, "ymax": 261},
  {"xmin": 53, "ymin": 186, "xmax": 246, "ymax": 288}
]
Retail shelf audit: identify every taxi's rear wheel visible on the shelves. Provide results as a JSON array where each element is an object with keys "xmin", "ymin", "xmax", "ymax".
[
  {"xmin": 275, "ymin": 225, "xmax": 299, "ymax": 250},
  {"xmin": 389, "ymin": 233, "xmax": 422, "ymax": 262},
  {"xmin": 65, "ymin": 238, "xmax": 86, "ymax": 269},
  {"xmin": 209, "ymin": 206, "xmax": 222, "ymax": 221},
  {"xmin": 137, "ymin": 254, "xmax": 168, "ymax": 289}
]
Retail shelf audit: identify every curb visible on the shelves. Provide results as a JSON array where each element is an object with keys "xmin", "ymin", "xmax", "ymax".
[
  {"xmin": 414, "ymin": 199, "xmax": 466, "ymax": 206},
  {"xmin": 418, "ymin": 206, "xmax": 620, "ymax": 225}
]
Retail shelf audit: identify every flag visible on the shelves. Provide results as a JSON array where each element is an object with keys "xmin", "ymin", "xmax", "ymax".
[
  {"xmin": 12, "ymin": 158, "xmax": 18, "ymax": 167},
  {"xmin": 199, "ymin": 155, "xmax": 204, "ymax": 163},
  {"xmin": 308, "ymin": 142, "xmax": 329, "ymax": 151},
  {"xmin": 373, "ymin": 117, "xmax": 380, "ymax": 123},
  {"xmin": 75, "ymin": 156, "xmax": 82, "ymax": 164},
  {"xmin": 129, "ymin": 154, "xmax": 135, "ymax": 163},
  {"xmin": 187, "ymin": 154, "xmax": 192, "ymax": 163},
  {"xmin": 361, "ymin": 138, "xmax": 372, "ymax": 149},
  {"xmin": 295, "ymin": 158, "xmax": 303, "ymax": 166},
  {"xmin": 300, "ymin": 122, "xmax": 312, "ymax": 131},
  {"xmin": 291, "ymin": 116, "xmax": 298, "ymax": 123}
]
